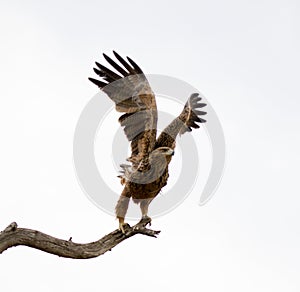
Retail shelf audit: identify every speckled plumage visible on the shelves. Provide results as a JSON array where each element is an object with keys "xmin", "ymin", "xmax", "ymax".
[{"xmin": 89, "ymin": 51, "xmax": 207, "ymax": 232}]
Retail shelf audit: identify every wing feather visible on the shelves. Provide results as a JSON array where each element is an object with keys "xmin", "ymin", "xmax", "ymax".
[
  {"xmin": 155, "ymin": 93, "xmax": 207, "ymax": 149},
  {"xmin": 113, "ymin": 51, "xmax": 135, "ymax": 74},
  {"xmin": 103, "ymin": 53, "xmax": 129, "ymax": 77},
  {"xmin": 89, "ymin": 51, "xmax": 157, "ymax": 168},
  {"xmin": 95, "ymin": 62, "xmax": 122, "ymax": 80}
]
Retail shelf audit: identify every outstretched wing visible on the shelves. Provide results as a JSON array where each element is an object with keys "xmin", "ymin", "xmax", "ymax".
[
  {"xmin": 89, "ymin": 51, "xmax": 157, "ymax": 168},
  {"xmin": 155, "ymin": 93, "xmax": 207, "ymax": 149}
]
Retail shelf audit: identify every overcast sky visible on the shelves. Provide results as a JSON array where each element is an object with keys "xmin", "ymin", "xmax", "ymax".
[{"xmin": 1, "ymin": 1, "xmax": 300, "ymax": 291}]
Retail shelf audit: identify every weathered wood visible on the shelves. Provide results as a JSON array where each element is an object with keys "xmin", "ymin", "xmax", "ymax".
[{"xmin": 0, "ymin": 220, "xmax": 160, "ymax": 259}]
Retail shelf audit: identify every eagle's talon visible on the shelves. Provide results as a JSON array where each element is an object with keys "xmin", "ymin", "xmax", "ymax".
[
  {"xmin": 138, "ymin": 215, "xmax": 152, "ymax": 227},
  {"xmin": 91, "ymin": 52, "xmax": 207, "ymax": 234},
  {"xmin": 119, "ymin": 222, "xmax": 129, "ymax": 234}
]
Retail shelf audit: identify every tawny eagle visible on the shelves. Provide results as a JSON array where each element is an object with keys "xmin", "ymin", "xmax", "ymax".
[{"xmin": 89, "ymin": 51, "xmax": 207, "ymax": 233}]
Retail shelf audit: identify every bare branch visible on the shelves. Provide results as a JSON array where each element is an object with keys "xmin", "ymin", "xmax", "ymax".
[{"xmin": 0, "ymin": 219, "xmax": 160, "ymax": 259}]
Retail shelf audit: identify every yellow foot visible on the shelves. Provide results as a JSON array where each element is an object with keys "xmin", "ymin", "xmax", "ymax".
[
  {"xmin": 134, "ymin": 216, "xmax": 152, "ymax": 230},
  {"xmin": 140, "ymin": 215, "xmax": 152, "ymax": 225},
  {"xmin": 119, "ymin": 222, "xmax": 128, "ymax": 234}
]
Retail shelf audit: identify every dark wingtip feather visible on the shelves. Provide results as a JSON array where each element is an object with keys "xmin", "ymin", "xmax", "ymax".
[
  {"xmin": 113, "ymin": 50, "xmax": 123, "ymax": 61},
  {"xmin": 197, "ymin": 103, "xmax": 207, "ymax": 108},
  {"xmin": 190, "ymin": 122, "xmax": 200, "ymax": 128},
  {"xmin": 93, "ymin": 67, "xmax": 104, "ymax": 76},
  {"xmin": 113, "ymin": 51, "xmax": 135, "ymax": 73},
  {"xmin": 103, "ymin": 53, "xmax": 128, "ymax": 76},
  {"xmin": 181, "ymin": 92, "xmax": 208, "ymax": 133},
  {"xmin": 126, "ymin": 56, "xmax": 143, "ymax": 73},
  {"xmin": 88, "ymin": 77, "xmax": 107, "ymax": 88},
  {"xmin": 95, "ymin": 62, "xmax": 122, "ymax": 80},
  {"xmin": 193, "ymin": 110, "xmax": 207, "ymax": 116},
  {"xmin": 190, "ymin": 93, "xmax": 199, "ymax": 98},
  {"xmin": 112, "ymin": 50, "xmax": 120, "ymax": 58}
]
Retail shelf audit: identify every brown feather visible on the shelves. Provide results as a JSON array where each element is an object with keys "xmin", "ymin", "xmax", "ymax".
[
  {"xmin": 103, "ymin": 53, "xmax": 129, "ymax": 77},
  {"xmin": 155, "ymin": 93, "xmax": 207, "ymax": 148},
  {"xmin": 89, "ymin": 52, "xmax": 158, "ymax": 168},
  {"xmin": 89, "ymin": 53, "xmax": 207, "ymax": 227},
  {"xmin": 113, "ymin": 51, "xmax": 135, "ymax": 74}
]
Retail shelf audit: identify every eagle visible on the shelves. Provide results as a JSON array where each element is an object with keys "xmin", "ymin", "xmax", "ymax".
[{"xmin": 89, "ymin": 51, "xmax": 207, "ymax": 233}]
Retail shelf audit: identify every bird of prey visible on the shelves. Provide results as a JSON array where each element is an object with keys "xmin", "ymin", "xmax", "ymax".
[{"xmin": 89, "ymin": 51, "xmax": 207, "ymax": 233}]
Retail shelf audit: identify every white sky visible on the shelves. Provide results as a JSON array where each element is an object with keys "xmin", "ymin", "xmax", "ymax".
[{"xmin": 0, "ymin": 0, "xmax": 300, "ymax": 291}]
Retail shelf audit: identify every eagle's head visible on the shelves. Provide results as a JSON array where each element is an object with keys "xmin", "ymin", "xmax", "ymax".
[
  {"xmin": 130, "ymin": 147, "xmax": 174, "ymax": 184},
  {"xmin": 145, "ymin": 147, "xmax": 174, "ymax": 180},
  {"xmin": 149, "ymin": 147, "xmax": 174, "ymax": 166},
  {"xmin": 151, "ymin": 147, "xmax": 174, "ymax": 157}
]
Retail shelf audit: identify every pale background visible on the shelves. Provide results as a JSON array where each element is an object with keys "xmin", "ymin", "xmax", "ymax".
[{"xmin": 1, "ymin": 0, "xmax": 300, "ymax": 291}]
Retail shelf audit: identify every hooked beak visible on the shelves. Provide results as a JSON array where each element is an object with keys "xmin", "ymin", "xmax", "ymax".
[{"xmin": 169, "ymin": 149, "xmax": 175, "ymax": 156}]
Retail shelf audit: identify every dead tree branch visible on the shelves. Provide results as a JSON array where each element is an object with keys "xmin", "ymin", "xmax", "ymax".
[{"xmin": 0, "ymin": 220, "xmax": 160, "ymax": 259}]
